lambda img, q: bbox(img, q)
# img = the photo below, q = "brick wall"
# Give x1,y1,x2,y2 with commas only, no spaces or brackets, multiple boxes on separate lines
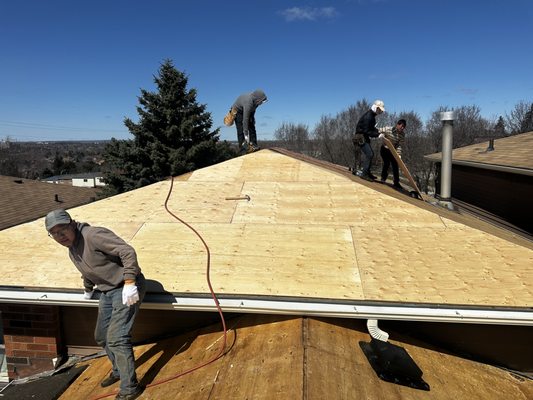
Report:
0,304,64,380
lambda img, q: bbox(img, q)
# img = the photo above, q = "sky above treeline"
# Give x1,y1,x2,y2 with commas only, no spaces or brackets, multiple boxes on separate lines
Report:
1,0,532,142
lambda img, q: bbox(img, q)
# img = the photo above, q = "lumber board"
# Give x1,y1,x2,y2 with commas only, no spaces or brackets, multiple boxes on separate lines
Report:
382,136,424,200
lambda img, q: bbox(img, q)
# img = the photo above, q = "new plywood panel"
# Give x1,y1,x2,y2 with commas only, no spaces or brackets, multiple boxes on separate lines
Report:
1,149,532,309
354,224,533,306
233,181,443,227
0,219,144,288
71,180,244,225
134,222,362,298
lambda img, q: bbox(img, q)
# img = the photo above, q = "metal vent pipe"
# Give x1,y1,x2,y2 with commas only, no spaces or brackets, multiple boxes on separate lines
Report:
439,111,454,210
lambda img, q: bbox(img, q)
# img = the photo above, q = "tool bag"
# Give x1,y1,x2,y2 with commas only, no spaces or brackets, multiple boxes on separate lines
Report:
224,107,238,126
352,133,365,146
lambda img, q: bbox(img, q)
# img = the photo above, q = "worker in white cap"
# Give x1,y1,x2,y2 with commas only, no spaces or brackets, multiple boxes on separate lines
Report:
353,100,386,180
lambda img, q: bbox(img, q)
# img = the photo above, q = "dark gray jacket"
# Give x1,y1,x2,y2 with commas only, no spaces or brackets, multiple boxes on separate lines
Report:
356,109,380,144
232,89,267,134
68,222,141,292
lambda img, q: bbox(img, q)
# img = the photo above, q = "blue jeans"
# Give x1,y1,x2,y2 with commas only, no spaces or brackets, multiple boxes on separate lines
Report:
360,142,374,175
95,274,146,395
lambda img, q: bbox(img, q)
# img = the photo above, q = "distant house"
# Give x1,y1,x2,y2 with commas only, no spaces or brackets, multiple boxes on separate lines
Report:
41,172,105,188
0,175,100,382
425,131,533,234
0,175,99,231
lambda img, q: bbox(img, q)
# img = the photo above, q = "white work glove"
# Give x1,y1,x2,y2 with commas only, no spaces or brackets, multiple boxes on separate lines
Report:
379,126,393,134
83,290,94,300
122,283,139,306
378,133,385,139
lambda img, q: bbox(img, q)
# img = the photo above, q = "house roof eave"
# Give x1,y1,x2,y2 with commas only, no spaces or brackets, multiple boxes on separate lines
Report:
423,156,533,176
1,288,532,326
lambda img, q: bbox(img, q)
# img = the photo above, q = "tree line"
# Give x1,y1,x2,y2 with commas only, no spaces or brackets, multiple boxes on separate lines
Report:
1,59,531,197
275,100,533,193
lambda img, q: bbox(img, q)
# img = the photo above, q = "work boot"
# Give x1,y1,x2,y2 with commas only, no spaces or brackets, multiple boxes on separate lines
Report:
360,173,374,182
100,373,120,388
393,182,404,190
247,143,260,153
115,385,145,400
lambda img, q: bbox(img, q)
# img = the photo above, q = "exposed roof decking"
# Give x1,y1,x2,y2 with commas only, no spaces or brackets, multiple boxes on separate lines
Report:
0,150,532,313
58,315,533,400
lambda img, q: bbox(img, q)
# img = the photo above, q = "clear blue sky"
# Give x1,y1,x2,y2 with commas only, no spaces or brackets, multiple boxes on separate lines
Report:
1,0,532,142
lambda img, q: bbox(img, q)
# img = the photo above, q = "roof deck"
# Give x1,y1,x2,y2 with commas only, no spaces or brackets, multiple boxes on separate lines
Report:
1,150,532,325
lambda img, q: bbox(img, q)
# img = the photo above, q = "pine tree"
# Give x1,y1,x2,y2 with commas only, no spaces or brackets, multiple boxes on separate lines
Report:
102,59,235,194
494,116,506,137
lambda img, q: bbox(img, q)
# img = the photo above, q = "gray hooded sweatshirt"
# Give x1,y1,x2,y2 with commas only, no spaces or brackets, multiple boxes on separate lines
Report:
68,222,141,292
232,89,267,134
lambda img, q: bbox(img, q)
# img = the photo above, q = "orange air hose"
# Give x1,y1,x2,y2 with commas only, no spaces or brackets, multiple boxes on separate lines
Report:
91,175,228,399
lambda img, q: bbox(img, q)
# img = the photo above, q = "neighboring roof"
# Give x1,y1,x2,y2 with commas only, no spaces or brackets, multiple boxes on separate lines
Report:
54,315,533,400
0,175,100,231
424,131,533,175
41,172,103,181
0,150,532,323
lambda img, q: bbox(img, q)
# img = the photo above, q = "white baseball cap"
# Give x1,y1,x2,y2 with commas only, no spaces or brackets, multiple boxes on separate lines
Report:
372,100,385,112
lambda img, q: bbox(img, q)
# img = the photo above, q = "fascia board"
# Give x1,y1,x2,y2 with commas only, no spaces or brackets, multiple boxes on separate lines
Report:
1,289,532,326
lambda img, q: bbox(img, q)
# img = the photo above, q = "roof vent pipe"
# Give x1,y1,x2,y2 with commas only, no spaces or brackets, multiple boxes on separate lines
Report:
487,139,495,152
438,111,455,211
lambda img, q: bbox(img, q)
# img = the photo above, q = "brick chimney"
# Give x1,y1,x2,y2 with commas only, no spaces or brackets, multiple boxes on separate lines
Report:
0,304,64,380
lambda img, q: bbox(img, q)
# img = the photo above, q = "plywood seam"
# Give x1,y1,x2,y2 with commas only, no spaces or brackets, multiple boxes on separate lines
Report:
229,181,246,224
439,215,450,230
350,226,367,301
302,317,308,400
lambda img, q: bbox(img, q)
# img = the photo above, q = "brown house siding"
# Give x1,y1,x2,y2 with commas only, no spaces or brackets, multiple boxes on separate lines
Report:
435,163,533,234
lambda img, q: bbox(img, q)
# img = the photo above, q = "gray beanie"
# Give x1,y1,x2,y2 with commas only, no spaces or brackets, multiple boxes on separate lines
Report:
45,209,72,231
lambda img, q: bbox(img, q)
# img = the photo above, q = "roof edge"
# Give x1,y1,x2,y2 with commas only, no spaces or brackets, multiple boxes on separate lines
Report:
1,289,532,326
424,156,533,176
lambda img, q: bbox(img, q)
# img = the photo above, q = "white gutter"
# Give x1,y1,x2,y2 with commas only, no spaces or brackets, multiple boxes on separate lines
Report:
1,289,531,326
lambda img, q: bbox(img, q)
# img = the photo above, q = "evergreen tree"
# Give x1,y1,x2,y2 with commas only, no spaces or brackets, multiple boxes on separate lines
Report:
103,59,235,194
494,116,506,137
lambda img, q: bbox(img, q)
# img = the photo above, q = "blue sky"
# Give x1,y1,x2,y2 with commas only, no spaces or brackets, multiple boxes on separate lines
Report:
0,0,532,142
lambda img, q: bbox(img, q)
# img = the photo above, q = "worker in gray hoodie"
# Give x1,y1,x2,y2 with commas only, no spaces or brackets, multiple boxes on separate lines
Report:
45,209,146,400
232,89,267,152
